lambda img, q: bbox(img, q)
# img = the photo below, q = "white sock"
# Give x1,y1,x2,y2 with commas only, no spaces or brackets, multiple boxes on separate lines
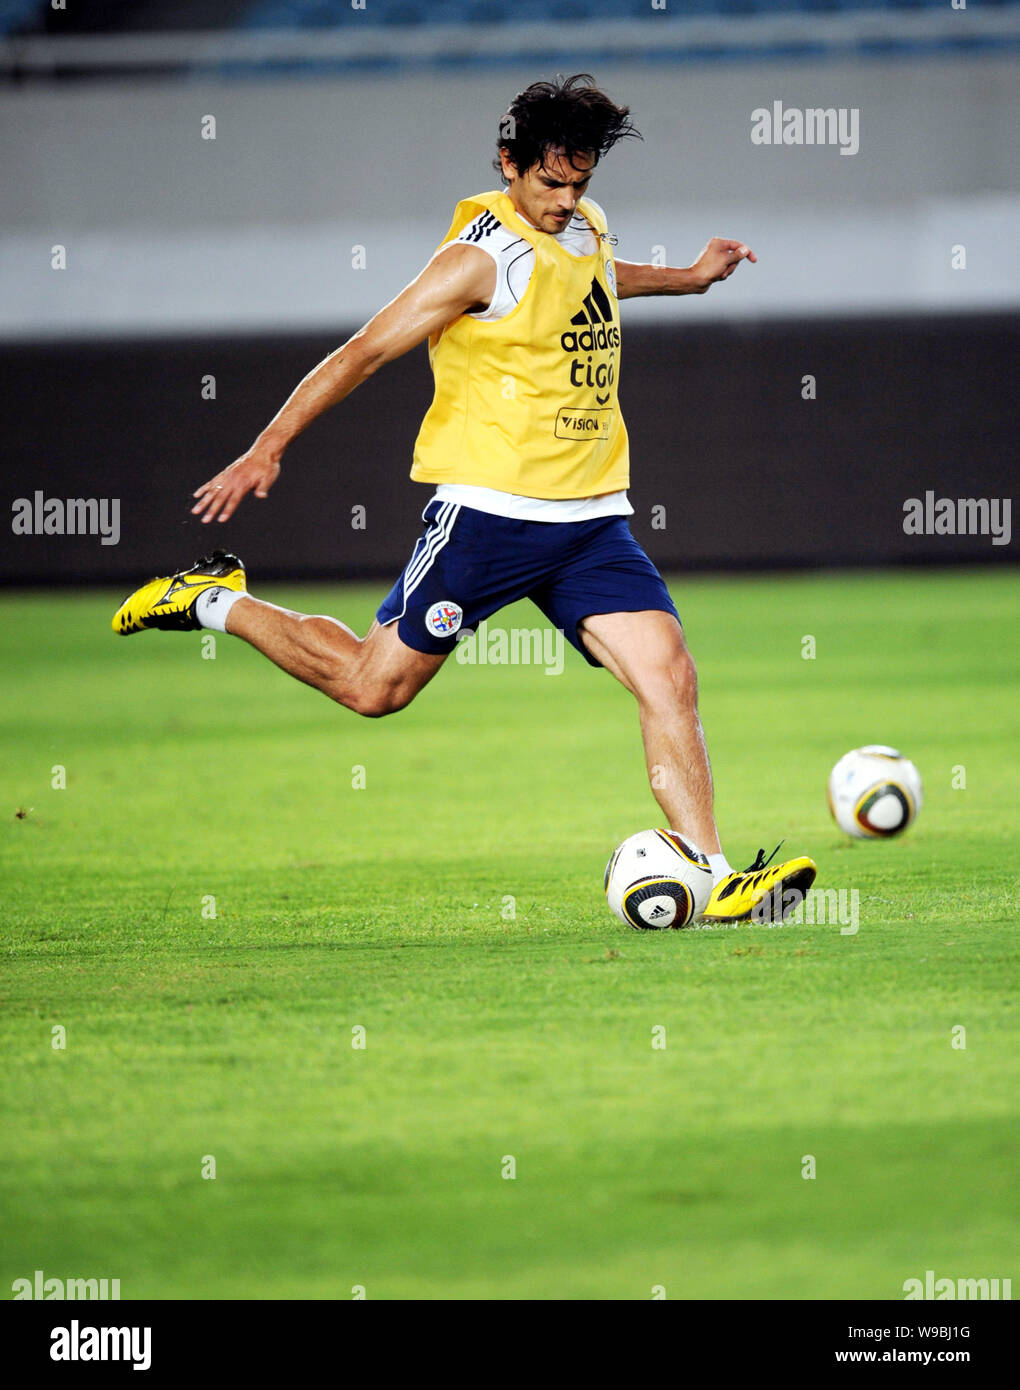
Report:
708,852,733,883
196,586,246,632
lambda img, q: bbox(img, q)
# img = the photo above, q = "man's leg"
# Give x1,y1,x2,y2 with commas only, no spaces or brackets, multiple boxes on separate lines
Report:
226,597,446,717
578,610,721,853
579,607,818,921
112,533,452,716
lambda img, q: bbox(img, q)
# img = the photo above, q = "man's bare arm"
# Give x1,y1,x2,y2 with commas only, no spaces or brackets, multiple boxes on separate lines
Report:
192,243,496,523
615,237,756,300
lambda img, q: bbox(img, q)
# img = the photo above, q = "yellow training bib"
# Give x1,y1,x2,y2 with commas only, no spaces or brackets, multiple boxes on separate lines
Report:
410,190,629,499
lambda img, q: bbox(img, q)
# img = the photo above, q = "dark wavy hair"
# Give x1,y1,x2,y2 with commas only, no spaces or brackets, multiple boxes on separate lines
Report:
494,74,641,179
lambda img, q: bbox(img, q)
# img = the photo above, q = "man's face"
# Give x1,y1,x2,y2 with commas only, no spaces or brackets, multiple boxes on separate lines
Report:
499,147,596,233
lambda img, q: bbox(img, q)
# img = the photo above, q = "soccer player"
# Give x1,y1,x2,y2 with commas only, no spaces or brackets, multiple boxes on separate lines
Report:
114,74,816,922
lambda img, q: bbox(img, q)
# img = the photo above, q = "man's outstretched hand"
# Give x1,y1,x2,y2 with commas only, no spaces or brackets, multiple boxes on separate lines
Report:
192,449,281,524
690,237,757,292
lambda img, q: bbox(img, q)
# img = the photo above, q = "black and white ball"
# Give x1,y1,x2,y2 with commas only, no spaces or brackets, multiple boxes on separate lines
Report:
604,829,714,929
828,745,923,839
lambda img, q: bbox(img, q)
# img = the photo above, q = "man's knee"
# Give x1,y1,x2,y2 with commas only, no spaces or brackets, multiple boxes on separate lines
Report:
637,643,699,710
674,646,699,701
320,626,443,717
335,680,415,719
324,659,420,717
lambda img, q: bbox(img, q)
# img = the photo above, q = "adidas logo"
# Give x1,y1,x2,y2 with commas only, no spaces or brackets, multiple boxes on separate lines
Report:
460,210,500,245
648,903,670,919
560,276,620,354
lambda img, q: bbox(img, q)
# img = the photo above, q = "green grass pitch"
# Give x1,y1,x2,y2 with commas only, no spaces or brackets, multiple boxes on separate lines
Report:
2,567,1017,1300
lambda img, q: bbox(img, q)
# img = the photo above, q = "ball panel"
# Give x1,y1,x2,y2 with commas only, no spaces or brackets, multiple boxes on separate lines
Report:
603,844,621,894
655,829,712,872
855,783,914,836
828,746,923,839
622,878,694,930
604,829,713,929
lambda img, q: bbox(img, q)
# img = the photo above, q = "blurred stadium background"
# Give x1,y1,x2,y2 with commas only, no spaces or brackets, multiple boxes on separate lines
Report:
2,0,1017,581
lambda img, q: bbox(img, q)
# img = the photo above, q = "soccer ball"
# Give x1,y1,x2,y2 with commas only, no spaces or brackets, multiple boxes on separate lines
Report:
827,745,923,839
604,829,714,930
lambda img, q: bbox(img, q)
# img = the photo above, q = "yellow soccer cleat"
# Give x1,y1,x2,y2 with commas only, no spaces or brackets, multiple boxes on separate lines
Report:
701,843,817,924
112,550,246,635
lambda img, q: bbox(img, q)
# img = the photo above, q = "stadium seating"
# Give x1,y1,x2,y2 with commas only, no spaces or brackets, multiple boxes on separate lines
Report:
3,0,1015,41
239,0,1016,27
0,0,44,36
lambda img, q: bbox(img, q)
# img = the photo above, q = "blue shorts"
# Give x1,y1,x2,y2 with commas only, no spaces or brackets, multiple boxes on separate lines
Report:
376,499,680,668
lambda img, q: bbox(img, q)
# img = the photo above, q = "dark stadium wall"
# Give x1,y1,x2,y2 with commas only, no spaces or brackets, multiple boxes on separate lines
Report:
3,312,1016,586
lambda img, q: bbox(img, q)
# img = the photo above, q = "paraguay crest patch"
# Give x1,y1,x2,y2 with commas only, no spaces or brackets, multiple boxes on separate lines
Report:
426,601,463,637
